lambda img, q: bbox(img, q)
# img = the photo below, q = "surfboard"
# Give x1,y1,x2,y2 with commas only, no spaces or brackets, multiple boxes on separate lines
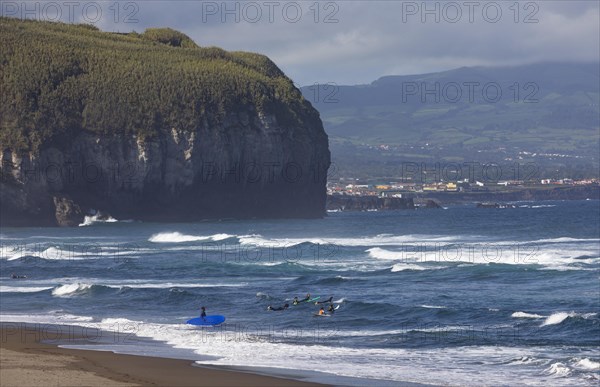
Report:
186,315,226,326
313,313,331,317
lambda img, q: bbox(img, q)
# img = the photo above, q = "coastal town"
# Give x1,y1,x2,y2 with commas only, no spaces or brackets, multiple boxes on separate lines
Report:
327,177,600,198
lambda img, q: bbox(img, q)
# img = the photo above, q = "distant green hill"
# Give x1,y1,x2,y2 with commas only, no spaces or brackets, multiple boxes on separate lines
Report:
301,63,600,179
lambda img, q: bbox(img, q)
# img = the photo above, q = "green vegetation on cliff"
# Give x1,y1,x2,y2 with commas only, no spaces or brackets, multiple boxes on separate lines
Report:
0,17,317,151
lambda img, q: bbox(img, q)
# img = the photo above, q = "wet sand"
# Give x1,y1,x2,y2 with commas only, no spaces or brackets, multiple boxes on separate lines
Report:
0,323,326,386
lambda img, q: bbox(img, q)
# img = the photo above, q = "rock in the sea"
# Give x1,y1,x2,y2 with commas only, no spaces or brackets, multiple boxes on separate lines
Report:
53,196,83,227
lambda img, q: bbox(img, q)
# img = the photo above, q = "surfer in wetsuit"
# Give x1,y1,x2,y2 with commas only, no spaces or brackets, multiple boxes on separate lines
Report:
268,303,289,311
293,293,311,305
316,296,333,305
327,303,335,314
200,306,207,321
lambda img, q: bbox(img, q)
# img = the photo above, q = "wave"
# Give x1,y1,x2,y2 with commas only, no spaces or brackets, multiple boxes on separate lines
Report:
391,263,432,272
52,283,95,297
50,280,246,297
541,312,597,326
545,362,572,377
3,249,38,261
508,356,537,365
574,358,600,371
530,237,600,244
79,214,119,227
512,311,545,319
0,286,53,293
367,247,404,260
370,244,598,270
420,305,447,309
315,275,356,285
149,232,234,243
239,233,465,248
518,204,557,209
119,282,246,289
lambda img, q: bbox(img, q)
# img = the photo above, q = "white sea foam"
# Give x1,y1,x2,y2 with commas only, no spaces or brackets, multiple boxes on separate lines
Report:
512,312,545,319
367,247,404,260
368,243,598,269
0,286,53,293
420,305,447,309
0,312,595,386
52,283,94,297
79,214,119,227
391,264,430,272
149,232,234,243
541,312,597,326
574,358,600,371
542,312,573,326
55,314,95,322
545,362,571,377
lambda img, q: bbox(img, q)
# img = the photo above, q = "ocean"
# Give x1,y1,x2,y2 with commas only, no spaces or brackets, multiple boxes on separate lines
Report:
1,200,599,386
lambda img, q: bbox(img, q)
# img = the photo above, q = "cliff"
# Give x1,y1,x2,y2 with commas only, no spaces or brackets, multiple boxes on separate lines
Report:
0,18,330,226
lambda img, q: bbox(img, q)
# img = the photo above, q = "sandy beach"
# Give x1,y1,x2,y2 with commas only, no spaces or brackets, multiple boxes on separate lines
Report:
0,323,326,387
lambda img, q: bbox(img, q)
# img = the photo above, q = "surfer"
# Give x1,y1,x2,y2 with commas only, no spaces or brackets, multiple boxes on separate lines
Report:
200,306,207,321
267,303,289,311
293,293,311,305
318,306,325,316
10,273,26,279
327,303,336,314
315,296,333,305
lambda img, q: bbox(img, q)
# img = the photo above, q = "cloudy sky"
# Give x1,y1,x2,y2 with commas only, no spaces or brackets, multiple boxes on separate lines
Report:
5,1,600,85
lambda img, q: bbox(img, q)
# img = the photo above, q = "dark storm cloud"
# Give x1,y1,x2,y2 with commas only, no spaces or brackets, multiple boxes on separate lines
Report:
4,1,598,85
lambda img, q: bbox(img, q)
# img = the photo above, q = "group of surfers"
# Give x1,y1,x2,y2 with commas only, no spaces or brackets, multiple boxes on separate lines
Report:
267,293,337,316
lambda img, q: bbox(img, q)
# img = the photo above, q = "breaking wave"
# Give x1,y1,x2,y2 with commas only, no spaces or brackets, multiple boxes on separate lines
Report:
149,232,234,243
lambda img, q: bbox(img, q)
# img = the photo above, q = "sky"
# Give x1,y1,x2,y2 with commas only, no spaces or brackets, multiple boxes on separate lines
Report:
3,1,599,85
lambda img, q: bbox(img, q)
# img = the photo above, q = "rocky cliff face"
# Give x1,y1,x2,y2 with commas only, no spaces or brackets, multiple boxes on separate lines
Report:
1,107,329,226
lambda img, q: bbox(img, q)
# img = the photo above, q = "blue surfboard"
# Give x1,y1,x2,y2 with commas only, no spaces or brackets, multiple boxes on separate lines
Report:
186,315,226,326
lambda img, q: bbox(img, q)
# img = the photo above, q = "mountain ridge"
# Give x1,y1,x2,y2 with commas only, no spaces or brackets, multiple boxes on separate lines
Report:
301,62,599,179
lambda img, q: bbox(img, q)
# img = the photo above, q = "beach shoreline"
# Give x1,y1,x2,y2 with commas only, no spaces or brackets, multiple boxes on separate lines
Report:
0,322,327,387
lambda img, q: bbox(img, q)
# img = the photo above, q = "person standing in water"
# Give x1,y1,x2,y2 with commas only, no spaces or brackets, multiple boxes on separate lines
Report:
200,306,207,321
